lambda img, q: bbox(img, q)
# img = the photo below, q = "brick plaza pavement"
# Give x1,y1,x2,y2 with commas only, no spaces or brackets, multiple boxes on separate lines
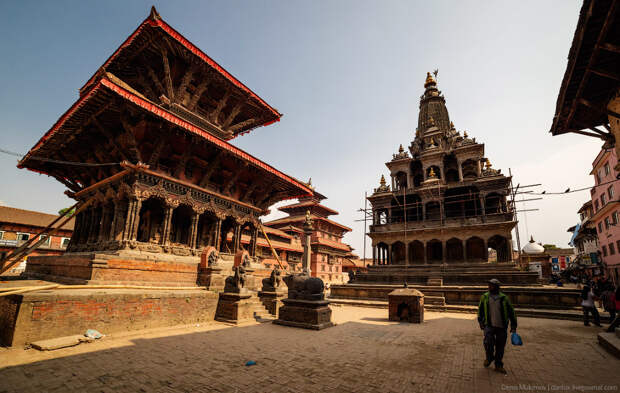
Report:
0,306,618,393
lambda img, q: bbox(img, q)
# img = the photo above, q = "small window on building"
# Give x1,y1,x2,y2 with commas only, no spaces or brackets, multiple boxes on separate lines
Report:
62,237,71,248
595,200,600,211
610,243,616,255
598,222,603,233
0,231,4,240
609,186,615,199
17,233,30,242
321,265,325,272
39,235,51,246
616,240,620,253
605,217,611,229
604,162,610,175
603,245,608,257
601,194,607,206
614,212,619,225
596,173,601,184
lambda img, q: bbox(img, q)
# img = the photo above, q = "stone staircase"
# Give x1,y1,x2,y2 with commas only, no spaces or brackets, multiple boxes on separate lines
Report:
252,297,275,322
598,327,620,358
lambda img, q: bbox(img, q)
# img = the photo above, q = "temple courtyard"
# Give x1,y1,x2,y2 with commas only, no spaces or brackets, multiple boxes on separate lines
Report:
0,306,617,393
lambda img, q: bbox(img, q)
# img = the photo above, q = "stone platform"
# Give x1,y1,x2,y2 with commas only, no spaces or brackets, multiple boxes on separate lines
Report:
0,286,218,347
330,283,582,310
352,262,539,286
274,298,334,330
24,250,272,289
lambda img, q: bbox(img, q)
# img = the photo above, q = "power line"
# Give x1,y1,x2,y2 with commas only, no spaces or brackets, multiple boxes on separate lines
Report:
0,148,122,167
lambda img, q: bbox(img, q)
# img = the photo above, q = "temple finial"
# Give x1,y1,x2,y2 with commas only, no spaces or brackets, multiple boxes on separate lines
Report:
149,6,162,20
463,131,468,138
485,159,492,169
398,144,404,153
380,174,386,186
424,72,436,88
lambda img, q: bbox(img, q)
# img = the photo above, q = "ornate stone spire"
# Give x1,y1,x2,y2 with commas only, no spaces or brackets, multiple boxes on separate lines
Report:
417,71,451,138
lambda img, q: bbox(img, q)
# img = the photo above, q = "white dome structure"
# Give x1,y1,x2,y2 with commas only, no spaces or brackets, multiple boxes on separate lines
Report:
523,236,545,254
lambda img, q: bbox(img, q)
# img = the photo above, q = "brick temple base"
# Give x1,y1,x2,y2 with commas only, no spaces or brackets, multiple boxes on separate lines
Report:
0,288,218,347
274,299,334,330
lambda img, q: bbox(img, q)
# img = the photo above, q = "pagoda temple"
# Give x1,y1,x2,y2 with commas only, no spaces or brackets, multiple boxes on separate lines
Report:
353,73,538,285
264,185,352,284
18,7,312,286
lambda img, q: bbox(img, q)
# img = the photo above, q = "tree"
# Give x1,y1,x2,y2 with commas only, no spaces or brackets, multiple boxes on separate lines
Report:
58,207,76,217
543,244,558,250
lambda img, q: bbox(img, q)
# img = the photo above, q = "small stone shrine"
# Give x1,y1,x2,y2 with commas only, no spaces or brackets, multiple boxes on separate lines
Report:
258,267,286,317
388,284,424,323
215,251,270,324
273,212,334,330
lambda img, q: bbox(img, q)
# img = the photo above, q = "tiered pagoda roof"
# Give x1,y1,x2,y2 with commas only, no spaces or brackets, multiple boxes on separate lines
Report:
18,7,312,211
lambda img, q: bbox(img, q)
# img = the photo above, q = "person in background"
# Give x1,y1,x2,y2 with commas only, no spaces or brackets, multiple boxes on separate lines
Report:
606,286,619,333
581,284,601,327
477,278,517,375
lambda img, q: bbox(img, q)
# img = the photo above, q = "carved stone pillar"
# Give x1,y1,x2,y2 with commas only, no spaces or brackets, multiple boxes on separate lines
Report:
477,160,482,177
422,203,426,221
189,212,199,249
161,205,174,245
483,238,489,261
129,198,143,242
458,162,464,182
423,242,428,265
122,199,136,241
387,244,392,265
479,194,486,217
440,201,445,224
97,205,111,244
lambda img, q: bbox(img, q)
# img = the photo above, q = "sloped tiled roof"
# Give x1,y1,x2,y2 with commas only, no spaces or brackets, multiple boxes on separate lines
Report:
0,206,74,231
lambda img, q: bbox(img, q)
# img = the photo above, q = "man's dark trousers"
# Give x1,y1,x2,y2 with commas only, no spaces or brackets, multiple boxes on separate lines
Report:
483,326,507,367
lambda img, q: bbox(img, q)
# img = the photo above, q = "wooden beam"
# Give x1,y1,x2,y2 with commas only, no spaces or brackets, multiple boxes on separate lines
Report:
176,64,198,104
221,103,243,129
198,152,223,188
91,117,130,162
119,113,143,163
228,118,257,133
160,48,175,99
598,42,620,54
570,129,609,139
136,72,157,99
148,138,167,167
145,64,166,97
210,89,231,124
187,78,210,111
589,67,620,81
589,127,609,135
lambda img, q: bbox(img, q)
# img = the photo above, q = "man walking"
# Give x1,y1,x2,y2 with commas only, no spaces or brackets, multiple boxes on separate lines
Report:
477,278,517,374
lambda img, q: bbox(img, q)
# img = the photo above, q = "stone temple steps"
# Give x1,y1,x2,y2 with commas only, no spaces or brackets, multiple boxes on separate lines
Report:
598,327,620,358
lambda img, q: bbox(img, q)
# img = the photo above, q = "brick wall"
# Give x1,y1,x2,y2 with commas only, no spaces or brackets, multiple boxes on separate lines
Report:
2,289,218,347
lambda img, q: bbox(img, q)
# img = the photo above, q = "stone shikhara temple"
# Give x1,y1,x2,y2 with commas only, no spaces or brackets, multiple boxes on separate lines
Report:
18,7,313,286
353,73,538,285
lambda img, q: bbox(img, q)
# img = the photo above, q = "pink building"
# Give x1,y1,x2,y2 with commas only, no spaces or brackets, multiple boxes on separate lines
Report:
590,147,620,284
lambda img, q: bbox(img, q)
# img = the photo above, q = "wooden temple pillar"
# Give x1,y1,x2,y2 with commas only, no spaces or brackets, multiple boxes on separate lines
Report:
87,207,99,245
479,194,486,218
463,239,468,262
189,211,200,249
109,199,125,242
122,197,142,242
232,223,242,252
458,163,464,182
423,242,428,265
161,203,175,245
213,218,223,250
442,242,447,264
249,226,258,256
372,245,376,265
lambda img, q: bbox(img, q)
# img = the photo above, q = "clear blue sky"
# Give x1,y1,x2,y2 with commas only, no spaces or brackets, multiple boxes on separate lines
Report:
0,0,601,256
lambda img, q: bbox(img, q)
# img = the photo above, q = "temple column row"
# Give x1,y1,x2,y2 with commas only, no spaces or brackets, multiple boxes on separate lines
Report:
68,195,257,256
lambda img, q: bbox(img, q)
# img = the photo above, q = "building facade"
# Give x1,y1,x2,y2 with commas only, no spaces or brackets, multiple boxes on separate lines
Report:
368,73,515,266
568,200,601,277
264,192,352,283
589,147,620,282
0,206,74,273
